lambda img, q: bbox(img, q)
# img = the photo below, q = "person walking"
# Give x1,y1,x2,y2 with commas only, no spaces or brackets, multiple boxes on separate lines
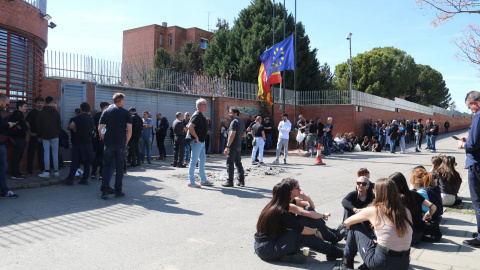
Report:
251,116,266,165
187,98,214,188
98,93,132,199
37,96,61,179
273,113,291,164
222,108,245,187
459,91,480,248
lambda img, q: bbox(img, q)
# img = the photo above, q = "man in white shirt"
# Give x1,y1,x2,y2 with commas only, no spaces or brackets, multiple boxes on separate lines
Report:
273,113,292,165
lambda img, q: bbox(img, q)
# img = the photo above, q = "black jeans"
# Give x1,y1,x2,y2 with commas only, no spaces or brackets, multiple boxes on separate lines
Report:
26,135,44,173
127,137,140,165
226,148,244,183
11,138,26,176
67,143,94,180
156,134,166,158
92,140,104,176
173,136,186,164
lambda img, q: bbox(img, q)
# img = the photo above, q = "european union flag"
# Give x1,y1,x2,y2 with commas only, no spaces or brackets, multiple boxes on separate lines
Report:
260,34,295,83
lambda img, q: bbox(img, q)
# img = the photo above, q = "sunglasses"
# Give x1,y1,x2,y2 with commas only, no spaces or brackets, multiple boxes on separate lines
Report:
356,182,369,186
293,186,301,190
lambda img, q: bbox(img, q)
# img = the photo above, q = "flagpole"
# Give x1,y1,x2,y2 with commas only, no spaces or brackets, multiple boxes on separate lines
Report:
294,0,297,121
282,0,286,113
272,0,275,124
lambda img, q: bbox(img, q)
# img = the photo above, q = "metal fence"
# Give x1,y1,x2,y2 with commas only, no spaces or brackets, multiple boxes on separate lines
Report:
43,50,470,118
21,0,47,14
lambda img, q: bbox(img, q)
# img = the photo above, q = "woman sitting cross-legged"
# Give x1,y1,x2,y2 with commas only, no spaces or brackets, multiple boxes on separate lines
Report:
334,178,413,270
280,178,346,246
254,180,343,264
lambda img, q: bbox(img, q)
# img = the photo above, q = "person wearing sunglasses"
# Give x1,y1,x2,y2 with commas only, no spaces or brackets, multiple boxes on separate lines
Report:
341,176,375,220
334,179,413,270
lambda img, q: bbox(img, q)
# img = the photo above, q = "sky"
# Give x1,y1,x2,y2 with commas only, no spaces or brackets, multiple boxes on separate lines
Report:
45,0,478,113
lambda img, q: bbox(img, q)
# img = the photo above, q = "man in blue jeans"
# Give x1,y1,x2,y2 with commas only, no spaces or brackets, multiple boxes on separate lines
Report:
461,91,480,248
139,111,153,164
0,95,18,198
98,93,132,199
187,99,214,188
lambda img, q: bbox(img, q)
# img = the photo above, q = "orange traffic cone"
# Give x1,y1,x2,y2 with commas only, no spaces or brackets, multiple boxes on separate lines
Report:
315,143,325,165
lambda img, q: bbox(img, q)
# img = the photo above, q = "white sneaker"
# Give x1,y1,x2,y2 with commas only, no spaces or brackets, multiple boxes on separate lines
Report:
272,160,279,164
54,171,60,177
38,171,50,179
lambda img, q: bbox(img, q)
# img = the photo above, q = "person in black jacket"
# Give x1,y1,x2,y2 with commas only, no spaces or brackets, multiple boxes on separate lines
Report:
26,97,44,175
128,107,143,167
91,101,110,180
155,113,168,160
9,100,29,179
0,95,18,198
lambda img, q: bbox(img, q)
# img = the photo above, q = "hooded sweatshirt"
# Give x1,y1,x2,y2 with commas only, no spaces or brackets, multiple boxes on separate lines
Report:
36,105,61,139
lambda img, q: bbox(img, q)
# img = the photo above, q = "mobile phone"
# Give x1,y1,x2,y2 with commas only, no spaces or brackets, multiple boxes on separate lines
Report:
451,135,460,140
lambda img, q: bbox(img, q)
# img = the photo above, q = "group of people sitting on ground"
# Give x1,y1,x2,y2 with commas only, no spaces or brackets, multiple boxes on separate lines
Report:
254,155,464,269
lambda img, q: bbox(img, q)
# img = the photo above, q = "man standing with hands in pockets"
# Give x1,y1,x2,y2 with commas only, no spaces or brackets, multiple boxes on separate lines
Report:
187,98,214,188
222,108,245,187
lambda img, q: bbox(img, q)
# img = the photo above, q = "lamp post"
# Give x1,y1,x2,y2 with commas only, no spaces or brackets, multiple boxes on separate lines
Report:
346,32,352,91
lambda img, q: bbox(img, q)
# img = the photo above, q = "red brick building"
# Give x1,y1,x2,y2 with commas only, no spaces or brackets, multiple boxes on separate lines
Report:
0,0,49,109
122,22,213,71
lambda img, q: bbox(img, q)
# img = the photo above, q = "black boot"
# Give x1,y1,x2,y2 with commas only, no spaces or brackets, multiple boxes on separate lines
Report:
326,245,344,261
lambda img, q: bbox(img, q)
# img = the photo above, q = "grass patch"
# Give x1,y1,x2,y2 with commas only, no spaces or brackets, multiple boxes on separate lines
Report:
446,207,476,215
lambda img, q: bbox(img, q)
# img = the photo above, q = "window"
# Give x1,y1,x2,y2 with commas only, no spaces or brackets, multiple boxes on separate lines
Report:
168,34,172,46
200,38,209,49
159,34,163,46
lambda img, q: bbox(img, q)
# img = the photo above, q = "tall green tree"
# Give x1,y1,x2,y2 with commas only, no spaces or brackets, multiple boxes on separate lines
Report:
203,0,322,91
172,41,203,73
407,64,451,108
153,47,172,70
334,47,417,98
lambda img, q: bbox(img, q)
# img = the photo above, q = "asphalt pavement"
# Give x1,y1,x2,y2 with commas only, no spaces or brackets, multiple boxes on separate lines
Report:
0,129,477,269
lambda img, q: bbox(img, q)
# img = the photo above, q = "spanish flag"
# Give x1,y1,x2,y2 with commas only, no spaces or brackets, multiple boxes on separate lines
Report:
258,63,281,105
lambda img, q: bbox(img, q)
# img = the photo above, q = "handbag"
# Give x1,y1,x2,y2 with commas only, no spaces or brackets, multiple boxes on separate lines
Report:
252,137,257,146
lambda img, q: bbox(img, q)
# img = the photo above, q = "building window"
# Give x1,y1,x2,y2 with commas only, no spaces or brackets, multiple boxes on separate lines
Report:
159,34,163,46
0,27,43,110
168,34,172,46
200,38,209,49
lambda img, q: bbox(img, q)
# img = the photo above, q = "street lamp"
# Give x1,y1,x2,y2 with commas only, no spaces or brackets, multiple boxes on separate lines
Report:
346,32,352,91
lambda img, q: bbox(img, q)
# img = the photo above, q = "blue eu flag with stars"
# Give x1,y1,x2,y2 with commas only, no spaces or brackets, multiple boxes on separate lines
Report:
260,34,295,83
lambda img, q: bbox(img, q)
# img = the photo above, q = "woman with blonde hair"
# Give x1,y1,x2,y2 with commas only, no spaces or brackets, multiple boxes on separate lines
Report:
334,179,412,270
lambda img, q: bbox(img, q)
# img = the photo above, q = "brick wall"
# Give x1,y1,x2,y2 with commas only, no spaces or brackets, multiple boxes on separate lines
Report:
0,0,48,47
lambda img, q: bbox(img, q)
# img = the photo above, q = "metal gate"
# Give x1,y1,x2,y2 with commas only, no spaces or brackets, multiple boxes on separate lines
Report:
61,82,86,131
95,84,213,156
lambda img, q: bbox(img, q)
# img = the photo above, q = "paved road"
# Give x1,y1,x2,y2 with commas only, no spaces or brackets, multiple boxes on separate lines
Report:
0,129,477,269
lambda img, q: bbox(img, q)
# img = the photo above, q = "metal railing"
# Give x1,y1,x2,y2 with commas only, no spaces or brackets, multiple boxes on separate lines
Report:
21,0,47,14
43,50,470,118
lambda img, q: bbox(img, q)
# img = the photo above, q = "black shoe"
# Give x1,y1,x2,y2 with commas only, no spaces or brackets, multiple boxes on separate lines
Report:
453,199,463,206
101,192,108,200
77,180,88,185
338,257,354,269
473,232,478,238
177,164,187,168
99,176,103,181
326,246,344,261
148,162,151,164
236,181,245,187
60,178,74,186
115,192,125,198
415,149,421,152
91,174,96,180
279,252,306,264
463,238,480,248
221,181,234,187
100,186,116,194
172,162,177,167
